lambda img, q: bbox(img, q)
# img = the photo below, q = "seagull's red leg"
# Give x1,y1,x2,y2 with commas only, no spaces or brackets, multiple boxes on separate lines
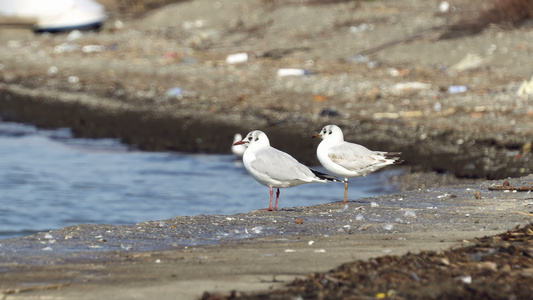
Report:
273,188,280,211
259,187,275,211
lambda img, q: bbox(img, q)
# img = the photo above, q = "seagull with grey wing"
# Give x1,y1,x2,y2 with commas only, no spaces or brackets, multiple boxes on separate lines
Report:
313,124,402,204
234,130,342,211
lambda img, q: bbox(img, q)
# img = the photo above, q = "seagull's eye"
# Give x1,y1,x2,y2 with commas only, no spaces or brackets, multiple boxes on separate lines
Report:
328,131,332,135
255,137,259,141
248,136,252,141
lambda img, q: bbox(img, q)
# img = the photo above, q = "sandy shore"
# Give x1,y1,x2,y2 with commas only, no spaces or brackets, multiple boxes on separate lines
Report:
0,232,505,299
1,175,532,299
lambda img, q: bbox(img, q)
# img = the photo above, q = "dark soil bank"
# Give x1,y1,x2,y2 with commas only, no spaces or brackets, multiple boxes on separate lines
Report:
0,85,531,179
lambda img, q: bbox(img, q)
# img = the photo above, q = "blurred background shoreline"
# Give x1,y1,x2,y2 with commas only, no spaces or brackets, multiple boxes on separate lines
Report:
0,0,531,181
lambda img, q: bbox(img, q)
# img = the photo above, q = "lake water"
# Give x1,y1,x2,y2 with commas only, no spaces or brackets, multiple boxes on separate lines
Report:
0,120,401,239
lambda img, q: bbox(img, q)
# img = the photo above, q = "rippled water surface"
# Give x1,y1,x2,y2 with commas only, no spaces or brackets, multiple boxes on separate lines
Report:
0,120,400,239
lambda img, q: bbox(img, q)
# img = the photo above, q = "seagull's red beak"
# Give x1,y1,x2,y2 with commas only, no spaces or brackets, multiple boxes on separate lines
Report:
233,140,246,146
312,133,322,139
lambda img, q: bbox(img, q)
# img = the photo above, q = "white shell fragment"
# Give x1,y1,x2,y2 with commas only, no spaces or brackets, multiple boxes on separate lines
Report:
226,52,248,64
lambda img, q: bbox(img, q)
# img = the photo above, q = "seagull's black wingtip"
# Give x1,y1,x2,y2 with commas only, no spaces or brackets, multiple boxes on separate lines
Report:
310,168,345,183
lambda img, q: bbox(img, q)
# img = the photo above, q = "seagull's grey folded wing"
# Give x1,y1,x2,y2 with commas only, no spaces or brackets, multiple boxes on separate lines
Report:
328,143,379,171
250,148,316,182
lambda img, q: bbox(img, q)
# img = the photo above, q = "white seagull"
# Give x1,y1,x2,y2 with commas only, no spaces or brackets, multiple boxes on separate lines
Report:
234,130,342,211
231,133,246,156
313,124,402,204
